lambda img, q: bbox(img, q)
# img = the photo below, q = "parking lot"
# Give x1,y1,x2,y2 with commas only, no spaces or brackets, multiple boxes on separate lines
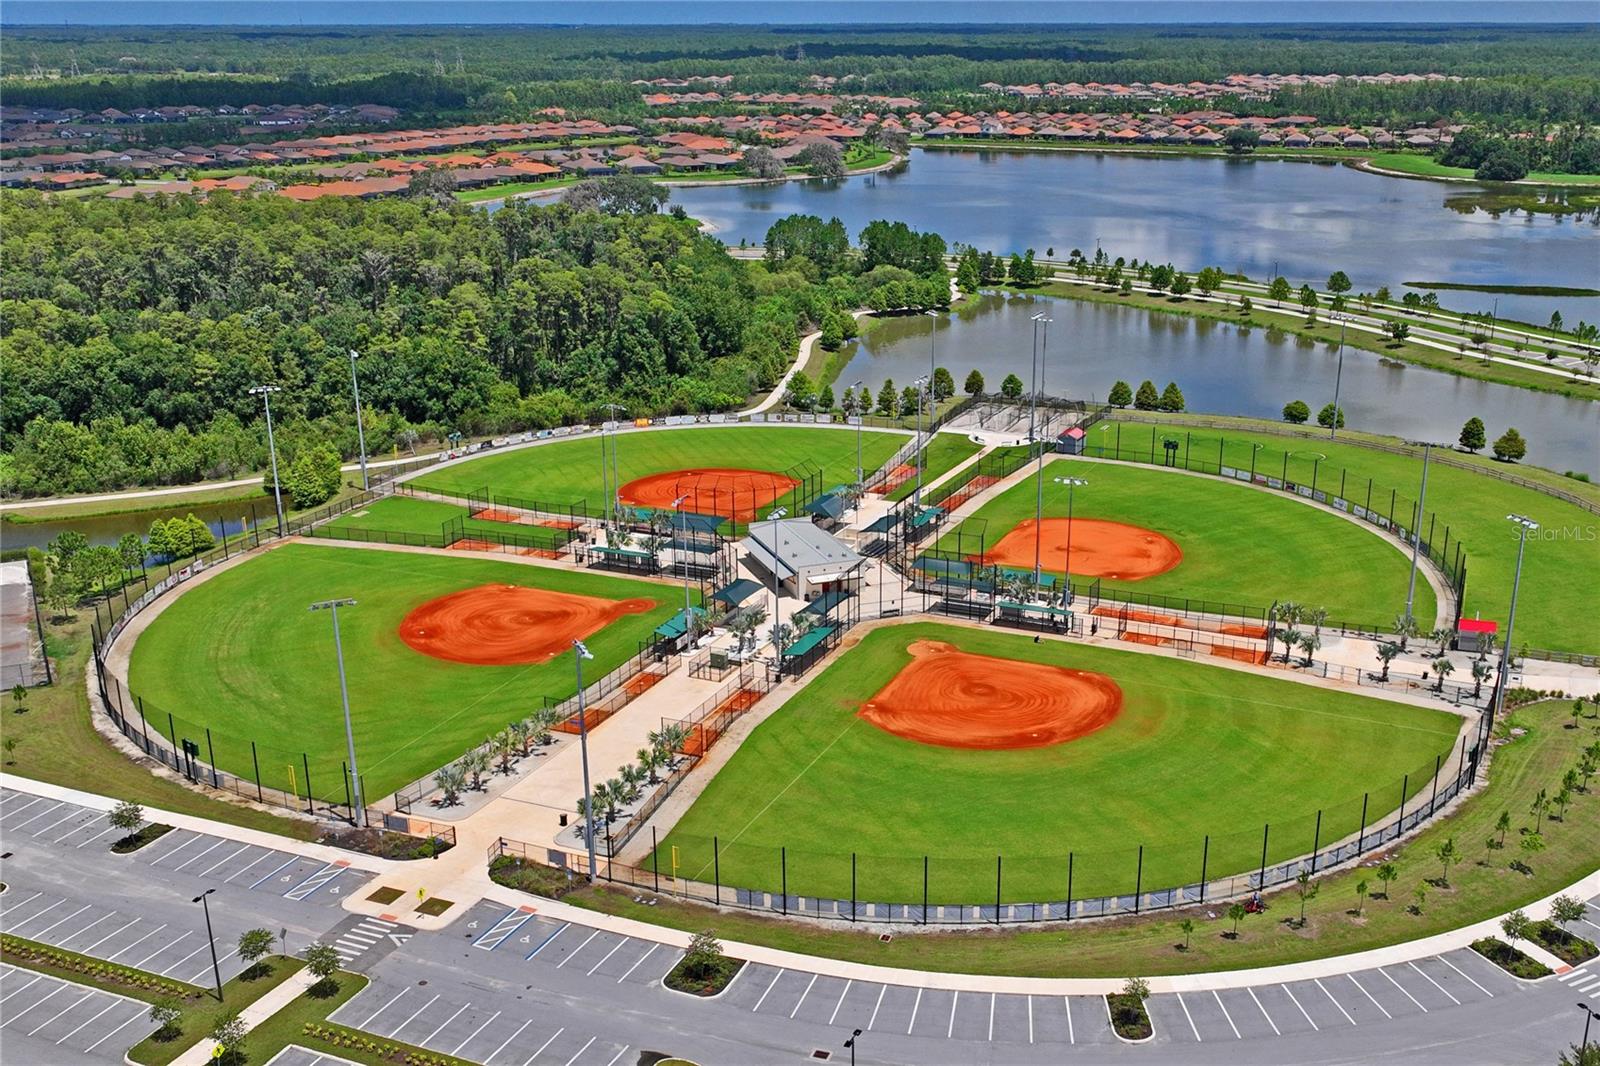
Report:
266,1045,359,1066
0,963,154,1063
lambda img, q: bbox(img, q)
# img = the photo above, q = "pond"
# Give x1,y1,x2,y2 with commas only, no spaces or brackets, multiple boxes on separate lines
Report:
1,497,268,552
833,292,1600,474
668,148,1600,325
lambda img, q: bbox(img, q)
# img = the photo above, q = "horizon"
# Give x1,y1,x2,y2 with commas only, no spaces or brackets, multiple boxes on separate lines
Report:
4,1,1597,27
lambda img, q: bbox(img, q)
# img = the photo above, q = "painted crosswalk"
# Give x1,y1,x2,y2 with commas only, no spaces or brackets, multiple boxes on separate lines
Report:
331,916,402,968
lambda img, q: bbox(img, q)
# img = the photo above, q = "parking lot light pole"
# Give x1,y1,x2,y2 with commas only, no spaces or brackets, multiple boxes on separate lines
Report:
1053,476,1088,603
1577,1001,1599,1055
844,1028,862,1066
348,350,369,490
573,639,598,880
192,888,223,1001
248,385,285,536
1492,514,1538,725
310,598,363,826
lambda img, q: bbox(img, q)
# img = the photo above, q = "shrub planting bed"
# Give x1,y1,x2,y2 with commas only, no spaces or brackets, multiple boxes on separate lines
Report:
112,823,174,853
1531,921,1599,966
489,854,579,899
1,933,199,1000
1106,992,1154,1040
1471,936,1553,979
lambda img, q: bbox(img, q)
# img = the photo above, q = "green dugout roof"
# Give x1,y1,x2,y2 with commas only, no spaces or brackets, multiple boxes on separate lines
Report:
780,624,836,658
654,607,707,639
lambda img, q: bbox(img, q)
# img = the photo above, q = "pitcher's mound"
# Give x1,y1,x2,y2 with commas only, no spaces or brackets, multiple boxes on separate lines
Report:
399,584,655,666
985,518,1181,581
618,468,798,522
859,640,1123,750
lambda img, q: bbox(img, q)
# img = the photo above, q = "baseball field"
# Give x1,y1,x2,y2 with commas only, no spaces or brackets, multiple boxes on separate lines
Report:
657,622,1462,904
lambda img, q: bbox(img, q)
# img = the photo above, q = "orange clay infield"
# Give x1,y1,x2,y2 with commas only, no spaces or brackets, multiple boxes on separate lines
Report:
983,518,1182,581
617,468,799,522
858,639,1123,750
398,584,656,666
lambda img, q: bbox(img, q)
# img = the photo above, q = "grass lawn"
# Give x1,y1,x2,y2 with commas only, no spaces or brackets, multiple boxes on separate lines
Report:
129,957,305,1065
886,432,985,502
411,425,907,521
1086,416,1600,654
937,455,1434,628
583,699,1598,977
1366,152,1600,186
658,622,1460,903
318,494,563,543
126,543,678,802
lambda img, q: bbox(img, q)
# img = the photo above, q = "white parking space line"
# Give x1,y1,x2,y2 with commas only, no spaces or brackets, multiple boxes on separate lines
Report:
1176,993,1201,1041
828,980,852,1025
484,1018,531,1062
1316,979,1357,1025
451,1008,499,1053
905,987,921,1033
617,944,656,984
383,993,439,1038
603,1046,630,1066
249,856,299,890
1282,984,1318,1030
1409,961,1460,1004
172,839,227,871
945,990,958,1038
1214,990,1243,1039
419,998,467,1043
31,903,92,939
1,797,46,821
159,942,211,976
27,989,93,1036
6,898,64,931
356,987,408,1028
57,1000,119,1044
555,930,600,969
10,801,64,829
0,891,43,918
53,818,106,843
30,811,83,837
752,969,785,1013
72,826,118,850
1347,973,1392,1019
474,908,536,951
84,1008,148,1053
1380,967,1428,1012
0,973,44,1005
143,831,201,865
7,985,66,1025
60,912,116,944
133,930,189,968
1027,995,1034,1044
527,922,569,958
524,1026,564,1065
563,1036,596,1066
585,938,628,977
1437,956,1492,997
188,947,238,985
988,993,995,1041
791,974,818,1019
83,916,141,954
223,850,273,883
1063,996,1074,1045
197,844,254,877
868,983,888,1030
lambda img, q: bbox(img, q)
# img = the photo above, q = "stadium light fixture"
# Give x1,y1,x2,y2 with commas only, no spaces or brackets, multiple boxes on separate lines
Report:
601,404,628,529
309,598,364,826
573,639,597,880
764,507,788,655
912,375,930,508
348,350,369,490
672,494,695,642
1399,440,1451,632
849,380,866,490
247,385,285,536
1053,476,1088,604
1328,321,1346,441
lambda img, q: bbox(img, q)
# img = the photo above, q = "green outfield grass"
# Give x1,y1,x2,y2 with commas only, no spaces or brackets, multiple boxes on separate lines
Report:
885,432,985,502
658,623,1461,904
321,495,517,539
936,455,1435,629
1085,417,1600,654
411,426,907,519
126,543,678,802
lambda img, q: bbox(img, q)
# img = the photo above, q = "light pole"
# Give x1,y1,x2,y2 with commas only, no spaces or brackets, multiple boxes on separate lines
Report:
1028,311,1045,440
763,507,788,655
248,385,285,536
1401,440,1445,632
310,598,363,825
1492,514,1538,724
1578,1002,1600,1056
849,379,866,491
602,404,628,529
922,309,939,499
1329,321,1345,440
844,1028,862,1066
1053,476,1087,604
1031,434,1047,586
573,639,597,880
912,375,929,508
348,350,369,490
673,494,695,645
192,888,223,1001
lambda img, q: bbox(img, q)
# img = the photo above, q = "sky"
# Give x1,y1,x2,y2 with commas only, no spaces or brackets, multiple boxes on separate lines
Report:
3,1,1595,26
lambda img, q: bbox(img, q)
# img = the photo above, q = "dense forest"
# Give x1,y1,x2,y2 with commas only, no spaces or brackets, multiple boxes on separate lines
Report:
0,185,951,497
5,23,1598,125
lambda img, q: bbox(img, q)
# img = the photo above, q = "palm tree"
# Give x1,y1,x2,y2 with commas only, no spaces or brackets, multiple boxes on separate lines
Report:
433,763,467,807
1376,641,1403,682
1393,612,1420,652
1297,630,1321,667
1470,658,1492,699
491,729,518,774
510,720,534,757
463,749,490,791
1432,655,1455,692
1307,607,1327,635
618,764,645,802
637,746,662,784
1429,626,1453,656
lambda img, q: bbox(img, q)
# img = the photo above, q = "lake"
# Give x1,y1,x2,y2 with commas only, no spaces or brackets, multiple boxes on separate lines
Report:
669,148,1600,325
835,292,1600,474
1,498,267,552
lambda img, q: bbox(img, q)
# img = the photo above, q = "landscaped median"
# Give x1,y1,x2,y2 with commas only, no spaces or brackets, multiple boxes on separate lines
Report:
557,699,1600,979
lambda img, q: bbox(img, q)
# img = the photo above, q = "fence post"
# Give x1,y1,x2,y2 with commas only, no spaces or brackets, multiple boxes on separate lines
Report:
1357,793,1369,854
713,836,721,906
167,711,178,764
136,695,149,749
1066,852,1074,919
1311,811,1322,872
1428,753,1442,816
1199,836,1209,902
203,728,219,788
922,856,929,925
994,855,1003,924
781,847,787,917
850,853,857,923
1258,823,1270,888
342,761,352,817
303,754,314,813
1133,845,1143,914
1398,773,1409,832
